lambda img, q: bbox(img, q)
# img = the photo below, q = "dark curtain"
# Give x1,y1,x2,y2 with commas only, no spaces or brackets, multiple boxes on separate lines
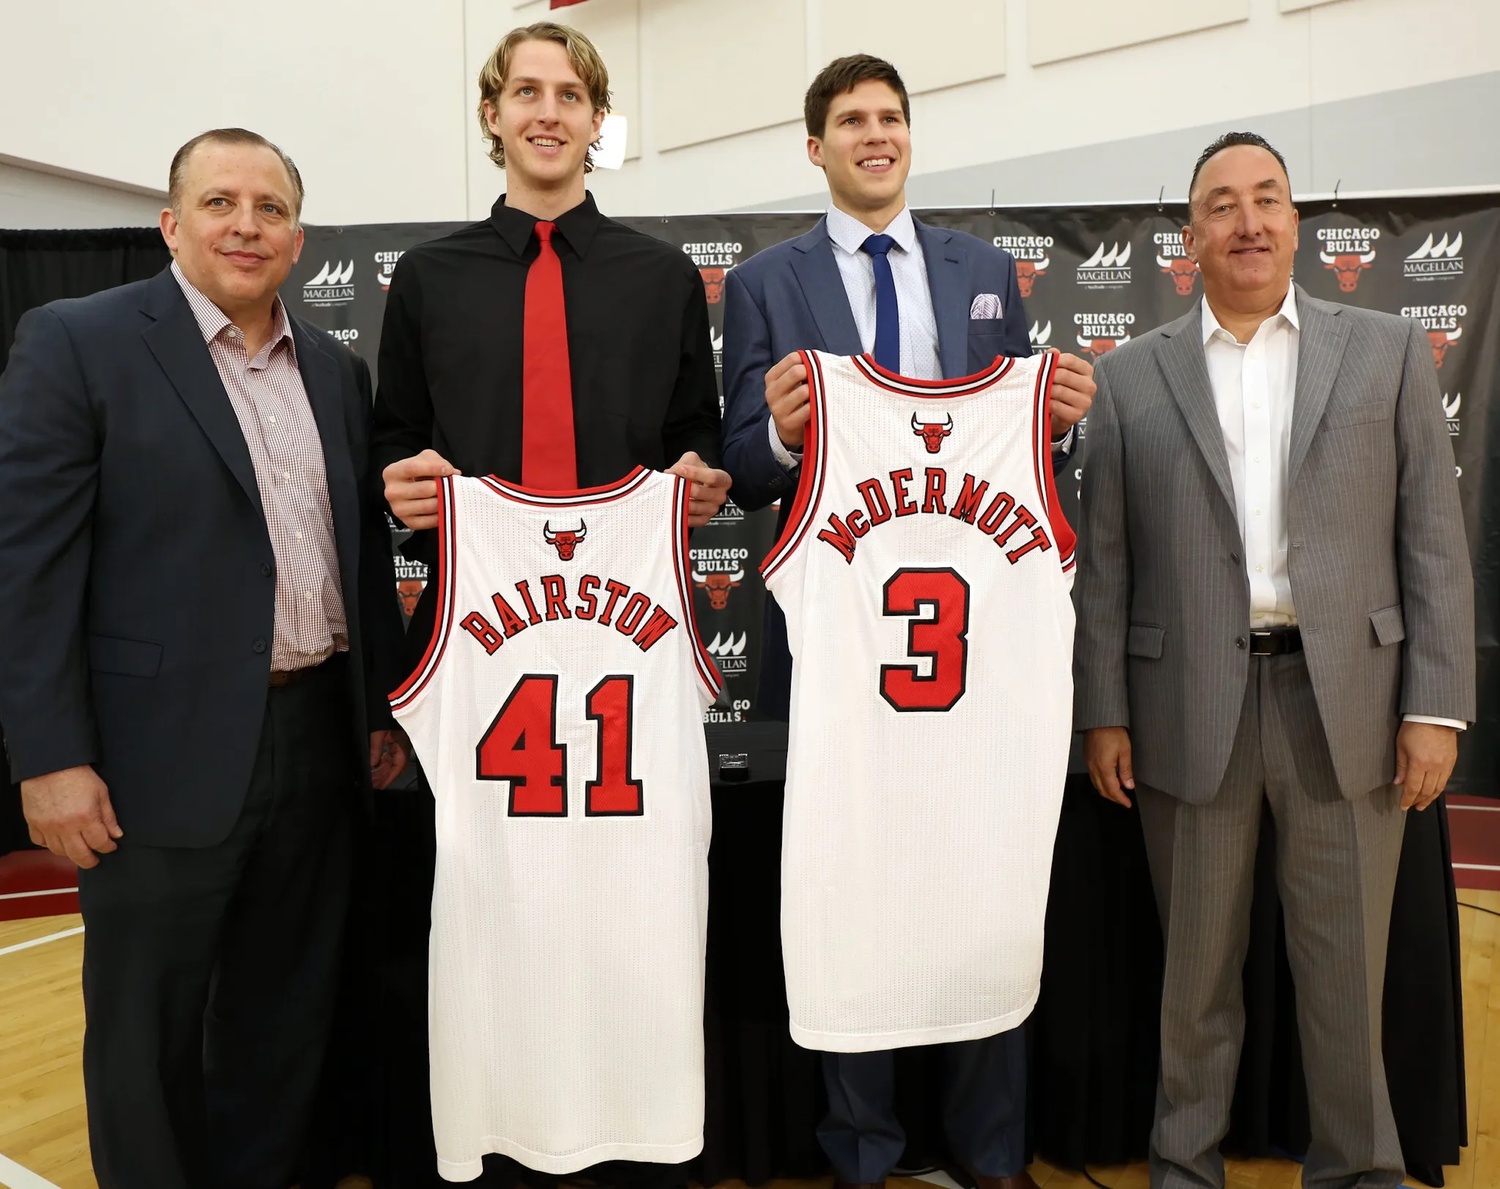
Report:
0,227,170,854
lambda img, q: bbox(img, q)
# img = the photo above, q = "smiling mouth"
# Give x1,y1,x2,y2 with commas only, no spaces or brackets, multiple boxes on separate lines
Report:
530,137,563,149
859,157,893,170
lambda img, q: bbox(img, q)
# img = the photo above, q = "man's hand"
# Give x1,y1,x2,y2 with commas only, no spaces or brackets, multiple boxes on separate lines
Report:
370,728,411,790
21,765,122,869
1049,352,1096,439
1394,721,1459,811
765,352,810,450
668,452,732,527
384,450,461,531
1084,726,1135,808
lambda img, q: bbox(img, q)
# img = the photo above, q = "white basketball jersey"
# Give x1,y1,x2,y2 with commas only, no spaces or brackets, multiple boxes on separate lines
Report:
390,467,721,1180
764,350,1075,1053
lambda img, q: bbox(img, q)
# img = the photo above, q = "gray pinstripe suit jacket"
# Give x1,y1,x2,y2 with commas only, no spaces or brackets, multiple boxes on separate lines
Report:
1073,285,1475,803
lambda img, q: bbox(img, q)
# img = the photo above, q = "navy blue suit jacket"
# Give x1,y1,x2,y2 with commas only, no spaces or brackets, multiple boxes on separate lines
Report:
721,215,1044,717
0,268,404,846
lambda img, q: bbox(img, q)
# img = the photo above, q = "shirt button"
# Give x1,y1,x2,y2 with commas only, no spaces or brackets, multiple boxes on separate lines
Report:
282,471,291,482
252,638,267,654
1255,564,1264,573
305,591,315,601
1253,508,1262,516
1254,455,1262,463
268,415,277,425
1252,402,1262,410
295,531,304,541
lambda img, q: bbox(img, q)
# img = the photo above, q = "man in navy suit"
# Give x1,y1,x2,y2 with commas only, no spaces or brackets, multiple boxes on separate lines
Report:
721,55,1094,1189
0,129,407,1189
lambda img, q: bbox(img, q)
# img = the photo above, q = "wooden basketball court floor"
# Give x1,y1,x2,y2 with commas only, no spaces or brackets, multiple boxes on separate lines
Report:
5,890,1500,1188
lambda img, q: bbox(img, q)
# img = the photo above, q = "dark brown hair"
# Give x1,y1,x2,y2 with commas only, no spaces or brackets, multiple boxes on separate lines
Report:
804,54,910,139
168,128,304,221
1188,131,1290,207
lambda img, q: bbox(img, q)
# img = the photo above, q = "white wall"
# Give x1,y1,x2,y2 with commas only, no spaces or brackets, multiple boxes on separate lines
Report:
2,0,1497,229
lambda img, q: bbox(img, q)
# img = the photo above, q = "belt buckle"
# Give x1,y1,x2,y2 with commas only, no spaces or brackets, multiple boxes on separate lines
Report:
1249,630,1275,656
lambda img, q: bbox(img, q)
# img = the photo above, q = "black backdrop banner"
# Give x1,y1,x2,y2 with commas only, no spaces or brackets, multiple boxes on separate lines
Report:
292,194,1500,796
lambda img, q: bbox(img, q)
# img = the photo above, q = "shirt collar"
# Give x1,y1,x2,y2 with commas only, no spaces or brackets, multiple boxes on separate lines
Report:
826,204,917,256
1201,284,1299,345
490,190,601,260
171,261,296,359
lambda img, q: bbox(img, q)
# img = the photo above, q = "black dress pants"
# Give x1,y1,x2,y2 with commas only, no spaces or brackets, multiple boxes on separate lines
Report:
77,661,356,1189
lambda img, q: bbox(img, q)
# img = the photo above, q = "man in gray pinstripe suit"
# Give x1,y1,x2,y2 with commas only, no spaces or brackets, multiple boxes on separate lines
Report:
1074,132,1475,1189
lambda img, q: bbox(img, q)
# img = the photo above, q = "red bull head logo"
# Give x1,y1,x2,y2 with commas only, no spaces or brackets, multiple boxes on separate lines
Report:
1076,334,1129,360
1320,249,1376,292
396,580,424,617
1014,257,1048,298
692,567,744,610
1427,326,1462,369
700,267,727,304
1157,254,1200,296
910,411,954,454
542,519,587,560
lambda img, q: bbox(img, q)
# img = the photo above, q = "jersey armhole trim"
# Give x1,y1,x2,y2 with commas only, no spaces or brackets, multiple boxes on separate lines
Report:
670,476,725,701
1031,354,1077,573
761,349,828,581
390,474,458,709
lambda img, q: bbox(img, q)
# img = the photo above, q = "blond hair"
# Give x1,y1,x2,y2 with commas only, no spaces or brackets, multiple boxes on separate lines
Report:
477,22,612,172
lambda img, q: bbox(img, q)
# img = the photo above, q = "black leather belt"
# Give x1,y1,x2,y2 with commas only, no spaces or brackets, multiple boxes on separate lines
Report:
1248,627,1302,656
269,652,346,687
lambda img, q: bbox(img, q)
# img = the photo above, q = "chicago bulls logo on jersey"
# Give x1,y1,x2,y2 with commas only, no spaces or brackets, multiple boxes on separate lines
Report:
543,520,587,560
911,412,954,454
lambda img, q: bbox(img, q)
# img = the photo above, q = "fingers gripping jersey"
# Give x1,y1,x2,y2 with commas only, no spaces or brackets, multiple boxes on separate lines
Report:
764,351,1075,1052
391,467,721,1180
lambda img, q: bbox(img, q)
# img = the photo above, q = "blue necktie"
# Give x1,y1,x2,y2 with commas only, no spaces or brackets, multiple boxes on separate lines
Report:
861,233,900,373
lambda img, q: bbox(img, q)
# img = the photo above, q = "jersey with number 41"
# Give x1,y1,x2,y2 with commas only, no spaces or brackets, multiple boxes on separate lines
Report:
764,350,1075,1053
390,467,721,1181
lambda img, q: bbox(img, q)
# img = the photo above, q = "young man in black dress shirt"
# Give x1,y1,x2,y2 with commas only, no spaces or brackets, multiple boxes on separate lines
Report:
374,21,728,557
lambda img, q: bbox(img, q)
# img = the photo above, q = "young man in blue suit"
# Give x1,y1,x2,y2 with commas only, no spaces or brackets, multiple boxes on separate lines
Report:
721,55,1094,1189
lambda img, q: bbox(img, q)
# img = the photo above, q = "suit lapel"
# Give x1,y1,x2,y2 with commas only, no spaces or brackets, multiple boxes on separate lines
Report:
915,219,969,379
1288,286,1350,489
1156,302,1237,515
789,219,863,357
140,271,261,512
293,322,359,585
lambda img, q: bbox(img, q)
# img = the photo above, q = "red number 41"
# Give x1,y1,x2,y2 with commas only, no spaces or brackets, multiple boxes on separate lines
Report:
476,674,643,816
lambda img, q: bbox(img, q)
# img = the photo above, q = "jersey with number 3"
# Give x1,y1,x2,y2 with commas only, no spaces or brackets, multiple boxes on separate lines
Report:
764,350,1075,1053
390,467,721,1181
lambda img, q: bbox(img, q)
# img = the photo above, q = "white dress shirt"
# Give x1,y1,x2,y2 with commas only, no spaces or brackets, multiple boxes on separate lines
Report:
1202,288,1461,730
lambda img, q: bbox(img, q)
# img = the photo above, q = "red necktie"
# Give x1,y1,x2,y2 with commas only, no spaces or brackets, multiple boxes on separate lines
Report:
521,220,578,489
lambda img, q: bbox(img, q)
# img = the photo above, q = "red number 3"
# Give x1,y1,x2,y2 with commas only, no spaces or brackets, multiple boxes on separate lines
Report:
477,674,643,816
880,568,970,712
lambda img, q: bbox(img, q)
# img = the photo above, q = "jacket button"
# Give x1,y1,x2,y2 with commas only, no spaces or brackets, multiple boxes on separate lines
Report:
261,562,274,576
1229,552,1241,564
1235,636,1247,650
253,638,267,654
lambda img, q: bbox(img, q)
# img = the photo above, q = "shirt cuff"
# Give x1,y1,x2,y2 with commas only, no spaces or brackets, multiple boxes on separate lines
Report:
768,417,802,471
1404,714,1467,731
1051,426,1075,452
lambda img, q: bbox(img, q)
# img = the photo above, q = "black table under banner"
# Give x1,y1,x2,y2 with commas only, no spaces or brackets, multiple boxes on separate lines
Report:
302,724,1466,1188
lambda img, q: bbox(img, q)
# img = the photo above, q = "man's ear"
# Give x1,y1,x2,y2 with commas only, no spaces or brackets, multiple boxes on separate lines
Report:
807,136,825,170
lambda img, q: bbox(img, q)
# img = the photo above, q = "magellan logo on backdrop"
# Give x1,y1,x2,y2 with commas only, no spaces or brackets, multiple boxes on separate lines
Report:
302,260,355,305
1401,303,1465,370
1074,312,1134,359
994,235,1052,298
683,241,741,304
1442,392,1461,437
1403,232,1464,281
1029,321,1053,350
705,631,750,676
690,546,749,611
708,498,746,526
375,250,405,292
1075,241,1132,288
1317,226,1379,293
1154,231,1200,296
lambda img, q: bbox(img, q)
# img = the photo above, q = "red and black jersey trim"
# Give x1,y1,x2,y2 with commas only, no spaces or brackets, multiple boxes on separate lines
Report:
390,474,458,710
669,476,725,701
476,465,654,508
1028,353,1076,573
762,349,830,581
850,351,1016,398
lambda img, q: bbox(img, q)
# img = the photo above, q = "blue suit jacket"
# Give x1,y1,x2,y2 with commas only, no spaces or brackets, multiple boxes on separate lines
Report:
721,214,1041,717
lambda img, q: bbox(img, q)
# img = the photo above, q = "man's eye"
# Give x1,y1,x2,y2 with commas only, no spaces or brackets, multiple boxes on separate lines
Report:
562,91,578,102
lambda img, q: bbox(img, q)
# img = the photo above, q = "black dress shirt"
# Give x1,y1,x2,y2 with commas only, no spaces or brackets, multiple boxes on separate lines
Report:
372,191,721,491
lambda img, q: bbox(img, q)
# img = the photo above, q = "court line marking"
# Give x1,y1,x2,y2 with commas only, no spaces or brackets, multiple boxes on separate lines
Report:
1446,803,1500,812
1453,863,1500,872
0,888,76,901
0,926,84,958
0,1150,65,1189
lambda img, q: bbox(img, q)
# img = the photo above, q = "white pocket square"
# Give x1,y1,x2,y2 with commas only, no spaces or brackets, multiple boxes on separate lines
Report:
969,293,1003,320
